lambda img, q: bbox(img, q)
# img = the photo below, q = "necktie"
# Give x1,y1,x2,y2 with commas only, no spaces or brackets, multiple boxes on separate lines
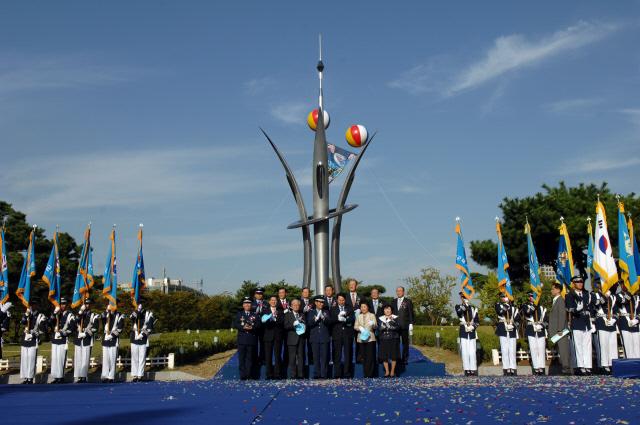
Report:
352,293,356,306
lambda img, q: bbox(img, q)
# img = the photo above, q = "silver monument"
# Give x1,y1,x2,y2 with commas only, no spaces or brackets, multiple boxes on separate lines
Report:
262,37,375,295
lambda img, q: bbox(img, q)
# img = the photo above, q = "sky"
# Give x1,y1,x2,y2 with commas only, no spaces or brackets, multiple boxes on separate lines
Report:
1,1,639,296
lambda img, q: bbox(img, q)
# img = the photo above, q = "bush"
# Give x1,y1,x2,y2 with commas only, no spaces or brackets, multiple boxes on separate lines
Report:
412,325,500,362
147,330,237,365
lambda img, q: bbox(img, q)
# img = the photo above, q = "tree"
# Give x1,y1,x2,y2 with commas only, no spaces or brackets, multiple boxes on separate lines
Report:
470,182,640,287
405,267,455,325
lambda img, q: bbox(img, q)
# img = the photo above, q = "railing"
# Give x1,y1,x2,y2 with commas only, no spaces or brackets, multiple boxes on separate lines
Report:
0,354,175,372
491,347,626,366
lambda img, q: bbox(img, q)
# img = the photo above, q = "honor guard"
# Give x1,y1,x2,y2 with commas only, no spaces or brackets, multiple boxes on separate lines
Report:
0,302,12,359
101,302,124,383
130,301,155,382
49,297,74,383
20,300,46,384
495,292,520,376
455,292,479,376
616,283,640,359
565,276,593,375
234,297,260,380
591,284,618,374
520,292,548,375
74,299,99,383
307,295,330,379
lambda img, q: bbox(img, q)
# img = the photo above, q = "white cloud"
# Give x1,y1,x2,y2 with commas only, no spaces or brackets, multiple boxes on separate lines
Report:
389,21,620,97
270,101,308,124
567,156,640,174
243,77,276,96
619,108,640,126
545,97,603,114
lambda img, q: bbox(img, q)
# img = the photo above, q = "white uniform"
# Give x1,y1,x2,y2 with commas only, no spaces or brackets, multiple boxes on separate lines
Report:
130,309,154,379
101,311,124,380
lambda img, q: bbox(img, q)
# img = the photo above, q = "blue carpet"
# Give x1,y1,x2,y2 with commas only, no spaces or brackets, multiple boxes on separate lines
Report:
217,346,446,379
1,376,638,424
612,358,640,378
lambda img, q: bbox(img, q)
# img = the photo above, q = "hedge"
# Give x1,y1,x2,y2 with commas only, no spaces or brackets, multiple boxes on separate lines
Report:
147,329,237,365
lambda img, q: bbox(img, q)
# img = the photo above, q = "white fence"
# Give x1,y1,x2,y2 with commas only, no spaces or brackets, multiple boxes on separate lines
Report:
491,347,626,366
0,353,174,372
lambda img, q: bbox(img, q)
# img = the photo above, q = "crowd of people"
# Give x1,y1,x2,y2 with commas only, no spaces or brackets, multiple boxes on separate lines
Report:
233,279,415,380
0,297,155,384
455,275,640,376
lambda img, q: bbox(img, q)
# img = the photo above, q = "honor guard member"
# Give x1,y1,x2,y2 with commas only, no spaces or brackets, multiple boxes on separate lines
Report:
49,297,74,383
616,282,640,358
0,301,13,359
252,286,267,367
234,297,260,380
20,300,46,384
591,284,618,374
284,298,307,379
74,299,99,383
455,292,479,376
261,295,284,379
565,276,593,375
307,295,330,379
101,302,124,383
521,292,548,375
330,293,356,378
495,292,520,376
130,301,155,382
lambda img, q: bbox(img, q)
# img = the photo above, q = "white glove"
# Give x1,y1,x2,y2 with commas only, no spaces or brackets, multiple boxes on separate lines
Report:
359,326,365,332
631,319,639,327
368,320,375,326
78,332,86,338
55,332,61,339
465,325,472,332
293,320,299,326
355,309,361,315
605,291,611,297
54,306,60,314
0,302,12,313
24,333,33,341
284,309,289,314
104,334,113,341
576,302,583,312
534,324,542,332
136,333,144,341
80,305,86,313
338,315,346,322
606,319,616,327
338,311,346,317
409,324,414,332
506,324,514,331
315,312,322,322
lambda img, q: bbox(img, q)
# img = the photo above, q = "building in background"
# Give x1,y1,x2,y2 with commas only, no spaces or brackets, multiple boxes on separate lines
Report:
539,264,556,281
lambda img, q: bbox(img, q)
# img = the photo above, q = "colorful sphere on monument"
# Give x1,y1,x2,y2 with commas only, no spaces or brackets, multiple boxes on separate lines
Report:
345,125,368,148
307,109,330,131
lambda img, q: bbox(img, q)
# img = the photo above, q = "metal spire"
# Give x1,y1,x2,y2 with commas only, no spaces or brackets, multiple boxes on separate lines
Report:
317,34,324,109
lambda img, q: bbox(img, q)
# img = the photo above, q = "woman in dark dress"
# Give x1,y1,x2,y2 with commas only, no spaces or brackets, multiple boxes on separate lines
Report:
378,305,400,377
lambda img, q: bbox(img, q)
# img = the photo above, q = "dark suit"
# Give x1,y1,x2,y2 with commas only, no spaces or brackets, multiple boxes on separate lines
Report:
392,297,414,363
299,297,314,364
261,307,284,379
368,298,384,318
548,295,571,374
233,310,260,380
307,307,330,378
345,292,362,311
251,299,267,365
330,305,355,378
284,310,307,378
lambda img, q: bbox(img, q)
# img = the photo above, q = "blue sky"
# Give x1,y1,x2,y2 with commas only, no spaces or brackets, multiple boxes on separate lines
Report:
1,1,639,295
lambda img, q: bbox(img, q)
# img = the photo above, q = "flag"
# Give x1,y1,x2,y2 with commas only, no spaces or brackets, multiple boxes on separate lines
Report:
0,226,9,304
102,228,117,310
327,144,356,183
618,202,639,294
593,201,618,293
587,219,598,289
15,228,36,308
496,221,513,301
525,221,542,305
629,215,640,294
130,225,146,307
556,221,575,295
72,225,94,308
455,220,474,299
42,230,61,308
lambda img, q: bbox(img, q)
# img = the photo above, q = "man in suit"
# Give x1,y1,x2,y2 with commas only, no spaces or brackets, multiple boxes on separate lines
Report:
549,283,572,375
565,276,593,375
284,299,307,378
392,286,414,365
330,293,355,378
299,286,313,365
307,296,330,379
233,297,260,380
344,279,362,363
323,285,337,311
261,295,284,379
277,287,290,313
368,288,384,318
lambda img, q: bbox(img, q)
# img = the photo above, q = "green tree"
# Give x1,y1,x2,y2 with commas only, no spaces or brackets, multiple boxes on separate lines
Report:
405,267,455,325
470,182,639,286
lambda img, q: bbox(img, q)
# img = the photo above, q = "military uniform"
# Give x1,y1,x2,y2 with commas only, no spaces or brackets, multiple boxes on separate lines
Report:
20,305,47,384
616,291,640,359
495,298,520,375
251,287,267,368
520,296,548,375
101,308,125,382
591,290,618,373
48,299,74,383
565,286,593,374
234,298,260,380
73,300,100,382
307,297,330,379
0,302,12,359
130,306,155,381
455,298,479,376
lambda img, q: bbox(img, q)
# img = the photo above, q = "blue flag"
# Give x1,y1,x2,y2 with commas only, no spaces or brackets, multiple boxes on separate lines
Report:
72,225,94,308
43,231,61,308
619,203,639,294
16,229,36,308
496,221,513,301
327,143,356,183
131,226,146,308
525,222,542,305
629,215,640,294
0,226,9,305
455,220,474,299
586,219,598,290
102,228,117,310
556,221,575,296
